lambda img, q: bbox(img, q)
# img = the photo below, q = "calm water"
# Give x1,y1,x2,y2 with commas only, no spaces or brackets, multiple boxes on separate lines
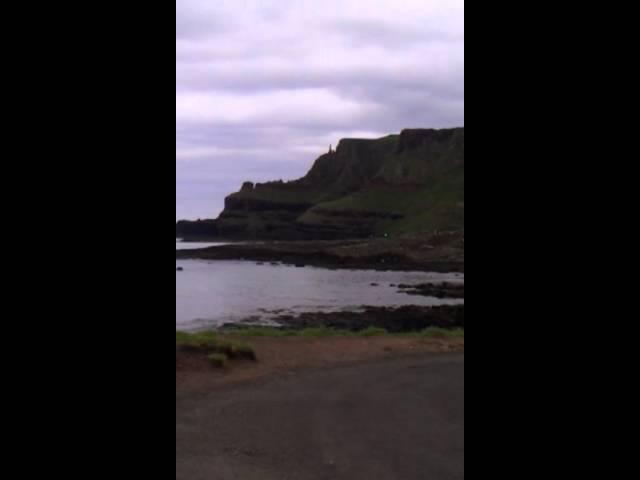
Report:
176,259,464,331
175,240,229,250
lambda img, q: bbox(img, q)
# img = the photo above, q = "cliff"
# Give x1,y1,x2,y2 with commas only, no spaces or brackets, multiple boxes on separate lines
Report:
177,127,464,240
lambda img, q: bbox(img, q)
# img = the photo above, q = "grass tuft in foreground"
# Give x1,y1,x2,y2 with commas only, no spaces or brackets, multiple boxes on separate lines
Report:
208,353,229,369
177,331,257,367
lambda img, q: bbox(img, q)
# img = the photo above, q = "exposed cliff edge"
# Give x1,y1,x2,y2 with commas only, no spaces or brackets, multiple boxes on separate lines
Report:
176,127,464,240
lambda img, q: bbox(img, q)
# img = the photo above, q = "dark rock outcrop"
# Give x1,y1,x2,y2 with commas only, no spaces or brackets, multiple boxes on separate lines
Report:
176,219,218,239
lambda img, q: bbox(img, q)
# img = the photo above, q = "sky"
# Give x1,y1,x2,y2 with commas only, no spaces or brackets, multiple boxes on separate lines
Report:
176,0,464,220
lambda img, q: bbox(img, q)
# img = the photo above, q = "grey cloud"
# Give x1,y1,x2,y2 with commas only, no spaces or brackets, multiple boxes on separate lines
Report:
176,0,231,39
176,0,464,220
326,19,464,48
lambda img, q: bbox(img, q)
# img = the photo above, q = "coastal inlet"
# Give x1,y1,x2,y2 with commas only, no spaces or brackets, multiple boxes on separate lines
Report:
176,259,464,331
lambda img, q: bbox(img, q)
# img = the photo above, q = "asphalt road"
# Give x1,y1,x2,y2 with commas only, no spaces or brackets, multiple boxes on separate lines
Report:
176,353,464,480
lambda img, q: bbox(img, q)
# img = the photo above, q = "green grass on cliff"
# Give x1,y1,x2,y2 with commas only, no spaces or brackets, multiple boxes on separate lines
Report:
300,165,464,235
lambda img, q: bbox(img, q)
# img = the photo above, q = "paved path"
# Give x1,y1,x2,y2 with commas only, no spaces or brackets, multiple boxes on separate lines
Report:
176,354,464,480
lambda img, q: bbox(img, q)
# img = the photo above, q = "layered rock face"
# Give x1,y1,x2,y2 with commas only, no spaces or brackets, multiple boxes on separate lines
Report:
175,219,217,238
182,127,464,240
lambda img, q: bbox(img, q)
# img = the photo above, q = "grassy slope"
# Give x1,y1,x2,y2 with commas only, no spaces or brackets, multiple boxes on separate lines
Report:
300,165,464,235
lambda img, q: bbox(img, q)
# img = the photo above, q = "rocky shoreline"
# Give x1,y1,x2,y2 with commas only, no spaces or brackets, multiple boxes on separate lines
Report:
178,234,464,333
222,304,464,334
398,282,464,298
176,234,464,273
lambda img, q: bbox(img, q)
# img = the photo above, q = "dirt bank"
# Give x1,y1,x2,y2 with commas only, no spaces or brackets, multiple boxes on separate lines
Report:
176,335,463,391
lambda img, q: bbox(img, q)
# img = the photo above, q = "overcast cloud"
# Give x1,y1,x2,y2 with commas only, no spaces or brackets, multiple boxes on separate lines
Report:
176,0,464,219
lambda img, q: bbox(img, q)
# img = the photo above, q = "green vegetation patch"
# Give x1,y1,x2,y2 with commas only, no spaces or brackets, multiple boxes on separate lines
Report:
201,326,464,339
176,331,257,366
